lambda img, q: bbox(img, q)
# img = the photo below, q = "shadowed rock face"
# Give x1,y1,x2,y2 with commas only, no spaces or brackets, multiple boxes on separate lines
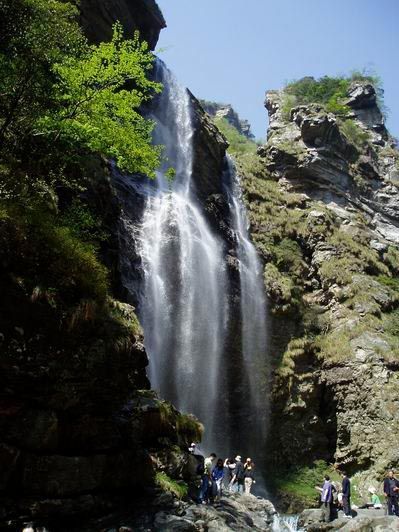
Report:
78,0,166,48
0,1,201,528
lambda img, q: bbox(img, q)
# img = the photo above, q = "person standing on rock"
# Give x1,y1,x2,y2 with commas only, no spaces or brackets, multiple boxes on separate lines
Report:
341,471,352,518
244,458,256,494
201,452,217,504
316,475,335,522
224,457,236,490
211,458,225,501
231,455,245,494
383,469,399,516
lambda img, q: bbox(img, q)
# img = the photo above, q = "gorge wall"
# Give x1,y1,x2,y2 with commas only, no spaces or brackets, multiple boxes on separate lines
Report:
235,78,399,509
0,2,201,529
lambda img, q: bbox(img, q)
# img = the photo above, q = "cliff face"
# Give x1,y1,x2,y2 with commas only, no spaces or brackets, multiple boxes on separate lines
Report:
200,100,255,139
78,0,166,48
239,79,399,508
0,2,202,528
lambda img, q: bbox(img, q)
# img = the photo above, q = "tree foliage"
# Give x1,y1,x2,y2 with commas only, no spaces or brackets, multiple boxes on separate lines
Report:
283,71,383,118
38,22,162,175
0,0,164,327
0,0,162,203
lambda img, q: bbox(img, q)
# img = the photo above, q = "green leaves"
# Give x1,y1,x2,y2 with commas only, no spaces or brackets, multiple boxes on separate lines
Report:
1,1,165,202
36,22,163,176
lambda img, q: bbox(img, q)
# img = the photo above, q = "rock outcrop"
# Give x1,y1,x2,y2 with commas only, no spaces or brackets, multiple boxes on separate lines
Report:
238,79,399,508
64,492,277,531
299,507,399,531
200,101,255,139
78,0,166,48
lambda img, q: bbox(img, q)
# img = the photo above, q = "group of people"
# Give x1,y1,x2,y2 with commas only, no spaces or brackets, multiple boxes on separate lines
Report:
316,469,399,522
191,446,256,505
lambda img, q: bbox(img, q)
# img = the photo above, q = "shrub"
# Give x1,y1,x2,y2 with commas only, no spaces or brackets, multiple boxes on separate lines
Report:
60,199,107,246
283,72,384,118
284,76,351,117
339,119,370,149
383,246,399,274
0,202,109,306
155,472,188,499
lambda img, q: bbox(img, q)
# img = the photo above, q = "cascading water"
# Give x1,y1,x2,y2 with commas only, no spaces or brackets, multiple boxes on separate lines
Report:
273,514,301,532
223,157,269,454
115,60,269,466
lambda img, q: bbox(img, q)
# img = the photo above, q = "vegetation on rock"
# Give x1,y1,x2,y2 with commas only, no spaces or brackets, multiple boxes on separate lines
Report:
0,0,163,337
231,70,399,510
213,117,257,156
282,71,381,118
155,471,189,500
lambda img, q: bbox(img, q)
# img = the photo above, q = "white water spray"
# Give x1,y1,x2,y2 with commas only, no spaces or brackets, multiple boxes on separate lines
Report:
116,61,268,460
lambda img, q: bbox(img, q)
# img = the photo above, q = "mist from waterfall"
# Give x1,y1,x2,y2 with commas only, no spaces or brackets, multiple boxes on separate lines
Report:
115,60,268,462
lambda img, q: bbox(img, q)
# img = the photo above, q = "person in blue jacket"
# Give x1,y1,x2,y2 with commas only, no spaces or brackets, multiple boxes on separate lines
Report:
211,458,225,501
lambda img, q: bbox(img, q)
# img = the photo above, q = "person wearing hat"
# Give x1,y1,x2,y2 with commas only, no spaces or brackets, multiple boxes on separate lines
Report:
383,470,399,516
367,486,382,509
231,455,245,493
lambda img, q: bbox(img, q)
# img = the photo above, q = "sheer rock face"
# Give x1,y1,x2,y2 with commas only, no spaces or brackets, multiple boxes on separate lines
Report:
242,80,399,506
78,0,166,48
264,86,399,245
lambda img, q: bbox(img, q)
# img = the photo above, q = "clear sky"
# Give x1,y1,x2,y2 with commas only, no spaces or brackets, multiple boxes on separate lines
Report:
156,0,398,140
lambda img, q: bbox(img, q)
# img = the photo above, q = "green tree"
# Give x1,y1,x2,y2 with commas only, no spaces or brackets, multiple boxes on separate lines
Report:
38,22,163,176
0,0,163,202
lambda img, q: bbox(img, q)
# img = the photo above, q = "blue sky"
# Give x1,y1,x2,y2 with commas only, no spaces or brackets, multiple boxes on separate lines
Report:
156,0,398,140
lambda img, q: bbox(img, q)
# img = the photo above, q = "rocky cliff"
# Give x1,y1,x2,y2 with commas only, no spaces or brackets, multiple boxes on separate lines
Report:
0,1,203,529
200,100,255,139
237,77,399,509
78,0,166,48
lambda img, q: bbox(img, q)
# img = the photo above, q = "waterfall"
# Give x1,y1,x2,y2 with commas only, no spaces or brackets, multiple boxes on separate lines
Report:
273,514,301,532
224,157,269,449
115,60,268,465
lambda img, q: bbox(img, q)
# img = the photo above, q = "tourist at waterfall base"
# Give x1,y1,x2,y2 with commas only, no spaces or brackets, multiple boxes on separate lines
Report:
211,459,225,501
383,470,399,516
230,455,245,493
199,453,217,504
316,475,336,522
341,471,352,518
224,458,236,490
244,458,256,494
